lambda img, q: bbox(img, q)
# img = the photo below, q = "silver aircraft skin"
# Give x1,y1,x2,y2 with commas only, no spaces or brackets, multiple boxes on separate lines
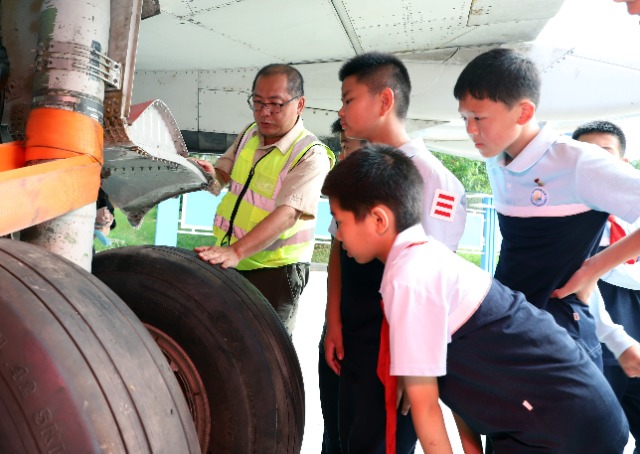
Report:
134,0,640,159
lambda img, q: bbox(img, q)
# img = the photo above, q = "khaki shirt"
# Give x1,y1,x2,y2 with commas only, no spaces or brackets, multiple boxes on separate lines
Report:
215,118,331,219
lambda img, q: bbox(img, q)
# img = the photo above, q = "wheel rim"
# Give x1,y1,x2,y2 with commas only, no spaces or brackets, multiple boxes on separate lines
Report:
145,323,211,452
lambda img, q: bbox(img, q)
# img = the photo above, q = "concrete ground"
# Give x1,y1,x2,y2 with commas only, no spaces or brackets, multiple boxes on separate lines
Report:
292,268,636,454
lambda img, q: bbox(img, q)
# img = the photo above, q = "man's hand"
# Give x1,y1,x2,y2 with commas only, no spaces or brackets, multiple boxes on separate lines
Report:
195,245,241,269
193,158,215,174
618,343,640,378
324,323,344,375
192,159,223,195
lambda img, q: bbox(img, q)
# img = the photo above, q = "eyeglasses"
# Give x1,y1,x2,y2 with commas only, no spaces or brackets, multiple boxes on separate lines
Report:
247,96,299,114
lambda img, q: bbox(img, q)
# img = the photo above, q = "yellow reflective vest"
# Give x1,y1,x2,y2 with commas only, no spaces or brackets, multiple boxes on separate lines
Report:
213,123,335,270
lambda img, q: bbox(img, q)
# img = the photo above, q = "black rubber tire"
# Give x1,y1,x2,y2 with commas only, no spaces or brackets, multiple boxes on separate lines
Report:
91,245,305,454
0,239,200,454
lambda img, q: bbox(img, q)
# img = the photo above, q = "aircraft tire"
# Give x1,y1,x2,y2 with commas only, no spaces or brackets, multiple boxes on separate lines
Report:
91,245,305,454
0,239,200,454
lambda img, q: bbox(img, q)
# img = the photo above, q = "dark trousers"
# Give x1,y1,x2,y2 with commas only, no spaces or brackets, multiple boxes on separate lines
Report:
320,250,417,453
545,296,604,369
605,364,640,454
239,262,309,334
319,339,342,454
318,327,417,454
338,355,417,454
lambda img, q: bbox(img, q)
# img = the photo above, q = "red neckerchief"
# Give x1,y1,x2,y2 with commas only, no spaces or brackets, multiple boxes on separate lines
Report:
609,215,637,265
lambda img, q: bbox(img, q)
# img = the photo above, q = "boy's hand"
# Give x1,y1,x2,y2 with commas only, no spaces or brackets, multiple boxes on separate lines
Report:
396,377,411,416
618,343,640,378
324,323,344,375
551,260,598,304
404,376,453,453
95,206,114,228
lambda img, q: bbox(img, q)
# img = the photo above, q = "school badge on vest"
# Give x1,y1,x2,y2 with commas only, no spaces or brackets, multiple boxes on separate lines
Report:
530,187,549,207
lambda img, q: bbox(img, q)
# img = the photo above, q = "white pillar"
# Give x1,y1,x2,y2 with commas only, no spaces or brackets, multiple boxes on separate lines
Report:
21,0,111,271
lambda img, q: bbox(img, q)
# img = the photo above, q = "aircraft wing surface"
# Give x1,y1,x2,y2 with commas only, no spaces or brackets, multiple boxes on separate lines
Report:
133,0,640,160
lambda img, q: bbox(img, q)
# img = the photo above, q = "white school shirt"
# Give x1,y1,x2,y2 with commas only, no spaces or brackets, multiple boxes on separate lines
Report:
329,138,467,252
380,225,491,377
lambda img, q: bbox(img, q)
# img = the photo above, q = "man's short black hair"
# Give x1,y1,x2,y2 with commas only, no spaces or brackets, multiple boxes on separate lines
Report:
338,52,412,120
453,48,541,108
572,120,627,157
252,64,304,98
322,143,422,232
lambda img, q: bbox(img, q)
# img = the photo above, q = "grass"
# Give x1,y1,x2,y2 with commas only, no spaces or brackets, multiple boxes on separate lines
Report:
312,241,332,264
96,208,485,267
94,207,158,252
458,251,482,267
94,206,209,252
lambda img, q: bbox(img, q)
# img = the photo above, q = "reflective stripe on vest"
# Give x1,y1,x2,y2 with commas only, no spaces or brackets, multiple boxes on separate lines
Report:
213,123,334,270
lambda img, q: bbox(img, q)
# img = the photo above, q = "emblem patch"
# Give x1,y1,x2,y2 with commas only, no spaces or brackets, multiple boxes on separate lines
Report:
530,187,549,207
429,190,459,222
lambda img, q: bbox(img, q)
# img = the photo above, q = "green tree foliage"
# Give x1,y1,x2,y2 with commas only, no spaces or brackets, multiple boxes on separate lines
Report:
432,151,492,194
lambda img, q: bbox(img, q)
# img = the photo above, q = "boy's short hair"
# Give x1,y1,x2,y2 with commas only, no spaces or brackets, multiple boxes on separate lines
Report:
338,52,411,120
572,120,627,157
322,143,423,232
252,63,304,98
453,47,541,108
331,118,344,135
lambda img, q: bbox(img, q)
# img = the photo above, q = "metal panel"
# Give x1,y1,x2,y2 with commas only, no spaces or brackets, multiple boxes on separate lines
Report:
159,0,238,14
103,99,209,226
468,0,564,25
347,0,472,52
133,70,199,130
539,53,640,120
186,0,355,63
199,88,250,133
137,12,271,71
198,68,256,93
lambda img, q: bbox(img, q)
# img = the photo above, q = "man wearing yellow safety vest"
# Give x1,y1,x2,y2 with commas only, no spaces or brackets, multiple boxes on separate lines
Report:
194,64,335,333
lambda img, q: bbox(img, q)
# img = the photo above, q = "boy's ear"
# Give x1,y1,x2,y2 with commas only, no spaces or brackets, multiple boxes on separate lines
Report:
379,87,395,117
516,100,535,125
370,205,392,234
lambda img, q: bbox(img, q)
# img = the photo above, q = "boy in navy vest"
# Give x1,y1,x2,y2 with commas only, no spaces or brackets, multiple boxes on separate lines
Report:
454,48,640,374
